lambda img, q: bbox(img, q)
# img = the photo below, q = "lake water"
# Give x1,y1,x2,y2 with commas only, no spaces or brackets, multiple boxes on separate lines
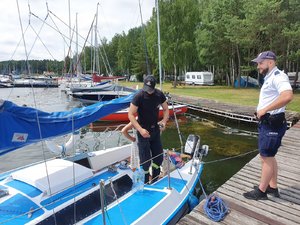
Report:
0,87,258,195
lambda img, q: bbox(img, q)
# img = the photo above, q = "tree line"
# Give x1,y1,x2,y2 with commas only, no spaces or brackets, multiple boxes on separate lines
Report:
1,0,299,87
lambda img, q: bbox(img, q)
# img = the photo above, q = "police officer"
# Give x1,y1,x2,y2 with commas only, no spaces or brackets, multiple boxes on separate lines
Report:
128,75,169,183
243,51,293,200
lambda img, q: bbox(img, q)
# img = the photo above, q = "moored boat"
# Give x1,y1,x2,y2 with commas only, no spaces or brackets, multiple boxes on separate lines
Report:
70,90,135,104
0,75,13,88
99,104,188,122
13,77,59,88
0,95,207,225
0,135,207,225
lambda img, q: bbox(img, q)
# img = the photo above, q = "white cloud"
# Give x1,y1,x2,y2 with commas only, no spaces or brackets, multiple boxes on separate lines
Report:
0,0,155,61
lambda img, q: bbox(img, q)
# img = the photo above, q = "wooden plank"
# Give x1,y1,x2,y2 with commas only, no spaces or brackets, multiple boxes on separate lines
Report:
235,171,300,199
279,144,300,150
219,182,300,222
172,94,299,125
248,160,300,176
183,210,226,225
277,152,300,162
246,149,300,165
245,164,300,184
226,176,300,208
279,147,300,156
224,178,300,212
177,214,208,225
221,196,284,225
248,161,300,179
195,199,268,225
239,164,300,186
282,137,300,144
217,186,300,225
246,158,300,178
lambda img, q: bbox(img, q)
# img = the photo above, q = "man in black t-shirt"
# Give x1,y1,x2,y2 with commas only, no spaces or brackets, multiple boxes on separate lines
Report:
128,75,169,183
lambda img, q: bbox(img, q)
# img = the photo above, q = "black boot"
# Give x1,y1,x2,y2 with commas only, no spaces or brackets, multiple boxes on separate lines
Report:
144,172,150,184
151,167,161,183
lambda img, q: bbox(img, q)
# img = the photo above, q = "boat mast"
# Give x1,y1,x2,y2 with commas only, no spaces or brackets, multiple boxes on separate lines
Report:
68,0,73,76
156,0,162,91
93,3,100,75
76,12,79,77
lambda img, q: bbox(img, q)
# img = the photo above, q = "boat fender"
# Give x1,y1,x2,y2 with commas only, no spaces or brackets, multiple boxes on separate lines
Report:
45,134,77,155
188,194,199,211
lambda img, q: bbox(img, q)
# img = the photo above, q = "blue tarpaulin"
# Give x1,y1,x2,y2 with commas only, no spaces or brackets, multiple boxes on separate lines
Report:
234,76,259,88
0,93,135,155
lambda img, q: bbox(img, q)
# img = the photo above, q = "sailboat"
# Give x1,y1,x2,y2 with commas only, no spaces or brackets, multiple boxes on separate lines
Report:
0,93,207,225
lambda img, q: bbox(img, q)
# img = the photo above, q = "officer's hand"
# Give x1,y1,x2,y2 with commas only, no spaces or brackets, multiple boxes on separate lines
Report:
256,109,267,119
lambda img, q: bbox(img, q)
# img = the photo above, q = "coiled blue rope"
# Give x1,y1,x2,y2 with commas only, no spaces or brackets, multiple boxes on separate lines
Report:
199,180,229,222
203,194,229,222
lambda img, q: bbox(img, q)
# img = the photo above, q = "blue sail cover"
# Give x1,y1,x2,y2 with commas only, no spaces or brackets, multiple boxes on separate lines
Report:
0,93,135,155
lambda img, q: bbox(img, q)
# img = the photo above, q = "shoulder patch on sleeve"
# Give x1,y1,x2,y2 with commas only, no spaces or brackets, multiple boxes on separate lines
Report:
274,70,280,75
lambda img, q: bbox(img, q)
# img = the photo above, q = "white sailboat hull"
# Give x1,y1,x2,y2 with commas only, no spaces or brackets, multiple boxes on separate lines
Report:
0,144,203,225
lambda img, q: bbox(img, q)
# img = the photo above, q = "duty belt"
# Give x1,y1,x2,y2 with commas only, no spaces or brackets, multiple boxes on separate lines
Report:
260,113,286,127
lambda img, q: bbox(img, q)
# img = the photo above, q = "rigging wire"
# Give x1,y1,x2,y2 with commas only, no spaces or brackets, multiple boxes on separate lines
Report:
8,25,30,60
138,0,151,76
75,14,96,75
47,5,91,45
28,16,58,60
93,3,100,74
110,180,128,225
96,32,110,75
16,1,59,224
46,4,70,55
97,32,113,75
16,0,30,74
30,11,85,50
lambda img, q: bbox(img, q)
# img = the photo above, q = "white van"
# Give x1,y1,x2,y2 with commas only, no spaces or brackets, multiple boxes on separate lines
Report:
185,71,214,85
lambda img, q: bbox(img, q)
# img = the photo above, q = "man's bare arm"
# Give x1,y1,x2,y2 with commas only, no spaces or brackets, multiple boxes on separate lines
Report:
158,101,169,131
257,90,293,118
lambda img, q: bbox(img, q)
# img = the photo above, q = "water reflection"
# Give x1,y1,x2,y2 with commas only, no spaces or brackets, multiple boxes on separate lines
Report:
160,114,258,195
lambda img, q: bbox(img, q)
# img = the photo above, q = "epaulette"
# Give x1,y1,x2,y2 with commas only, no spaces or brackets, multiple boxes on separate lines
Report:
274,70,280,75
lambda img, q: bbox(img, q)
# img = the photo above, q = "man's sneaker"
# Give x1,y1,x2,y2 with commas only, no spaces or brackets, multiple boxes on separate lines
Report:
243,188,268,200
253,185,280,198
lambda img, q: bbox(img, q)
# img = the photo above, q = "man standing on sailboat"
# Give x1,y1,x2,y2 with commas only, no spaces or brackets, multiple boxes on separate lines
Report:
128,75,169,183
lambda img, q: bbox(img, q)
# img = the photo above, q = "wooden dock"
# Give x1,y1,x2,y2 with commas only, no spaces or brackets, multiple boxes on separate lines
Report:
177,120,300,225
171,94,299,127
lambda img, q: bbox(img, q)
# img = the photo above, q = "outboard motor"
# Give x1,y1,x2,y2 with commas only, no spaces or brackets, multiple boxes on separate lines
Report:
184,134,200,156
185,134,209,174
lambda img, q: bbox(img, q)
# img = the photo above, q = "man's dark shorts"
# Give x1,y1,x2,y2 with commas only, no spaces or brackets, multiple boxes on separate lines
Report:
258,121,287,157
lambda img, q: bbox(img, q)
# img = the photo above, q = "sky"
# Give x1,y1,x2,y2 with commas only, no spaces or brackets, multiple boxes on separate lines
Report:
0,0,156,61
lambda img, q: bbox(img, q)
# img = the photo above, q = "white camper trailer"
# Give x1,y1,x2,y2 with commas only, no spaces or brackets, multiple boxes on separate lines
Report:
185,71,214,85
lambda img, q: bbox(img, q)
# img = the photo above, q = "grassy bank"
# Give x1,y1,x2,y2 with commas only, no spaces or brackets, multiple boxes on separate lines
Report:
120,81,300,113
